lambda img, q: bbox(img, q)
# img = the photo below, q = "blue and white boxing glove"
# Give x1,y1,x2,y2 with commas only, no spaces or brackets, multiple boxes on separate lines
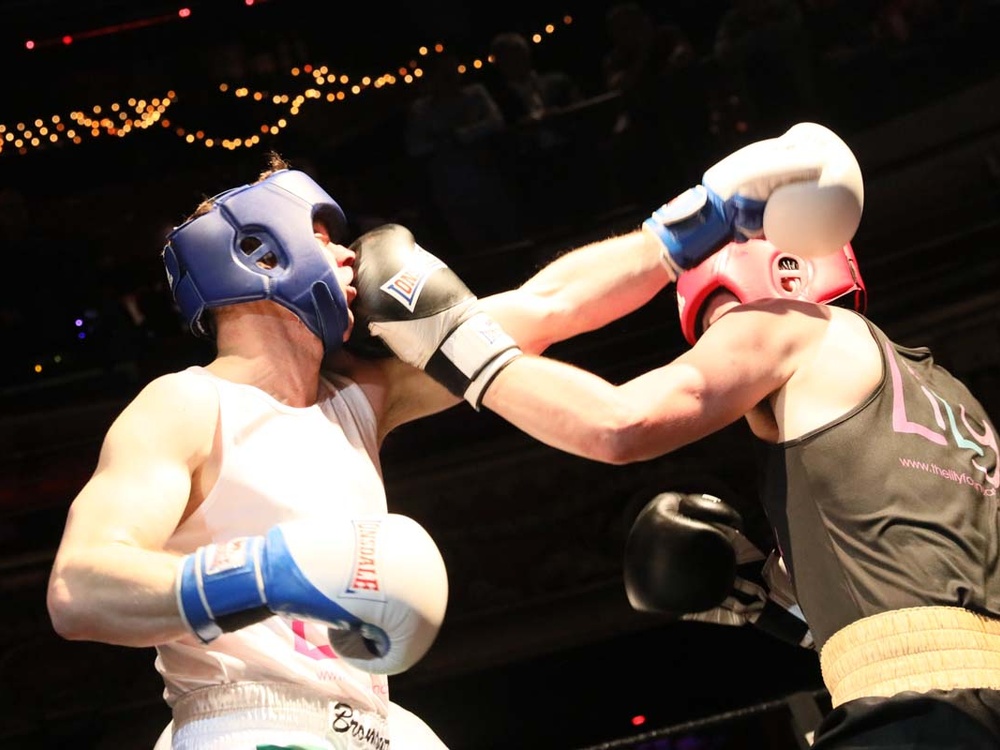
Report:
644,122,864,277
175,514,448,675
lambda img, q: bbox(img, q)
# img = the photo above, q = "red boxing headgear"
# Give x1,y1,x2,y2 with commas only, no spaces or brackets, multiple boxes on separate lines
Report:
675,239,867,345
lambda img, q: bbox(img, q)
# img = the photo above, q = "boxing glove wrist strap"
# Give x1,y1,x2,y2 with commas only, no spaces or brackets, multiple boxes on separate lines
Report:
643,185,766,275
753,598,814,649
176,537,268,644
425,311,523,410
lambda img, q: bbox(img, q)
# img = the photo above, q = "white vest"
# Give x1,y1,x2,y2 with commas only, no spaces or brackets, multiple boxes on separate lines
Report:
155,366,391,715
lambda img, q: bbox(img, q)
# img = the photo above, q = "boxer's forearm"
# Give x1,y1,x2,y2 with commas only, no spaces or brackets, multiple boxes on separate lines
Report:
48,544,189,647
519,229,672,334
480,354,703,463
481,230,671,354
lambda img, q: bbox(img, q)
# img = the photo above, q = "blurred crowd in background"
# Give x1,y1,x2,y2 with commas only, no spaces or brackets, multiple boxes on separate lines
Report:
1,0,996,402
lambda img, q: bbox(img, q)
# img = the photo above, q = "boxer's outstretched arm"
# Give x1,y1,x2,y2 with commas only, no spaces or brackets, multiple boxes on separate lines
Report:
479,302,801,462
477,229,672,355
353,117,864,425
344,225,673,431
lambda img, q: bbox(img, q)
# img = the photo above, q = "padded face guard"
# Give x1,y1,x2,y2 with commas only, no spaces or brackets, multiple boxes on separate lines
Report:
162,170,351,351
676,239,866,344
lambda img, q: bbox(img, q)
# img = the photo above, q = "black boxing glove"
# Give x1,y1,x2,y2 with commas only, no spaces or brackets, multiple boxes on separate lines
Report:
681,548,815,649
682,547,815,650
346,224,521,409
623,492,743,615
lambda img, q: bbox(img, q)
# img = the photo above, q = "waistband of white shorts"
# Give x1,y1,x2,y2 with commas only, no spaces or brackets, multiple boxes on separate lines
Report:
820,606,1000,707
172,681,385,736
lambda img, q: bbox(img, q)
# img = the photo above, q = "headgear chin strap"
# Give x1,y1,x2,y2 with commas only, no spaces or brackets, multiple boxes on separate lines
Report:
675,239,867,345
162,169,350,352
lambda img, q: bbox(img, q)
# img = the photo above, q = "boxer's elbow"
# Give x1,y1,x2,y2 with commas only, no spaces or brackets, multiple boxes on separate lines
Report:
48,545,184,648
47,571,89,641
582,410,660,465
47,560,108,642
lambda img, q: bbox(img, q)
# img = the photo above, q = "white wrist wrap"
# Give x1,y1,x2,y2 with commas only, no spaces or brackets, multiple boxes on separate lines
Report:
429,312,522,410
464,347,521,410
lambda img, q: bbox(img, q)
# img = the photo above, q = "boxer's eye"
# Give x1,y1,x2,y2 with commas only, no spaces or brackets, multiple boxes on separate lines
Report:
240,236,277,270
313,220,331,244
240,236,261,254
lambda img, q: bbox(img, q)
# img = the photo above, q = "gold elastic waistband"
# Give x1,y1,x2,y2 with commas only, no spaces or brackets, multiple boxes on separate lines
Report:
820,606,1000,707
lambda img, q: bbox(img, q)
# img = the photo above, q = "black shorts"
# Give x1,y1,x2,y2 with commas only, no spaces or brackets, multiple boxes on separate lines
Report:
812,689,1000,749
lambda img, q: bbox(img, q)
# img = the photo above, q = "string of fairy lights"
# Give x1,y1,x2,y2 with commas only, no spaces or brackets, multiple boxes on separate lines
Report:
0,16,575,158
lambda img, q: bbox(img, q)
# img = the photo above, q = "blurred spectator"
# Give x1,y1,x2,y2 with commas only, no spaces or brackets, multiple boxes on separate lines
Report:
0,187,33,379
872,0,946,48
82,252,154,376
600,2,712,204
0,184,190,391
824,0,960,124
602,3,698,95
404,51,524,252
801,0,877,67
712,0,819,135
487,31,582,126
0,187,97,383
485,31,591,232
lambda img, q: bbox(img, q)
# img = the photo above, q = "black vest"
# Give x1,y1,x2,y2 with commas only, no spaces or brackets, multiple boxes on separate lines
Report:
756,315,1000,649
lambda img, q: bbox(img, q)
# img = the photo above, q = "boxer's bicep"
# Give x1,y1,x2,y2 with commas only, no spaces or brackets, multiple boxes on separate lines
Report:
66,374,217,549
619,307,804,447
48,374,219,643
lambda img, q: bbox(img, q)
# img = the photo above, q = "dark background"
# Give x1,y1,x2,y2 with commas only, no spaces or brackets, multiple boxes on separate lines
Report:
2,0,1000,748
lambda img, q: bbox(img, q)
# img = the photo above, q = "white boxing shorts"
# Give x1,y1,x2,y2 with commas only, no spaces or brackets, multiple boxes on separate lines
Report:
159,682,447,750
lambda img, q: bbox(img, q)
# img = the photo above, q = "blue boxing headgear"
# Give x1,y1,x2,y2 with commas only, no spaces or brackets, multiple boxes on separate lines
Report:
162,169,350,352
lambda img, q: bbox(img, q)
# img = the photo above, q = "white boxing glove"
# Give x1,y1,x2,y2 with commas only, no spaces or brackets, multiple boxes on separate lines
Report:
347,223,521,409
176,514,449,675
644,122,864,277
